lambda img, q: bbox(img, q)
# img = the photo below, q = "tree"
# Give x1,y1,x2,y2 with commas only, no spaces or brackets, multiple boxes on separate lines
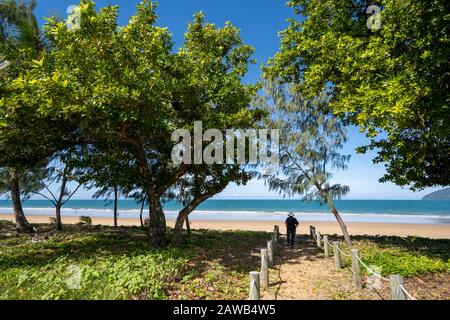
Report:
5,0,258,246
0,0,46,232
128,190,147,228
0,165,46,232
265,0,450,190
256,81,352,245
74,144,140,228
172,165,252,244
0,0,42,50
178,180,191,234
34,157,82,231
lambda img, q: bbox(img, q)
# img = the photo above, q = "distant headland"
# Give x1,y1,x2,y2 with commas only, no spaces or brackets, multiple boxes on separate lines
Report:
422,188,450,200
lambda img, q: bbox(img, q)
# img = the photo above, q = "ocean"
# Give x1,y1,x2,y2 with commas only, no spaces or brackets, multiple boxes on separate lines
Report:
1,199,450,225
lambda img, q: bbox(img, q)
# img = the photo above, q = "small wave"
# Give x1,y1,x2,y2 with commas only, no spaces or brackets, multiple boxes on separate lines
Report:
1,207,450,224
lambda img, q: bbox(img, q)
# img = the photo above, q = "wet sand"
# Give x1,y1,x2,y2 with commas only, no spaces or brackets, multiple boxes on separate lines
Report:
1,214,449,239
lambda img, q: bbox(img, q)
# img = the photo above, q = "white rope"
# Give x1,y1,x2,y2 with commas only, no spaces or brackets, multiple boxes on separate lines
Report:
355,255,390,282
312,232,418,300
0,60,10,71
336,245,351,257
335,244,388,282
399,284,417,300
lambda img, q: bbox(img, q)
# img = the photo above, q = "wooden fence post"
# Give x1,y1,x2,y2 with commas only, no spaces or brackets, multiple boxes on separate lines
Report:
260,249,269,288
390,275,406,300
274,225,280,242
333,242,341,270
323,235,329,258
272,230,278,247
351,249,362,289
267,240,274,267
249,271,260,300
315,231,322,248
311,226,316,240
309,225,314,239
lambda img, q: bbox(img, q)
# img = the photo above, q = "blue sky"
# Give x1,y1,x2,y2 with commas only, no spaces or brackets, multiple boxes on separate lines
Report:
30,0,440,200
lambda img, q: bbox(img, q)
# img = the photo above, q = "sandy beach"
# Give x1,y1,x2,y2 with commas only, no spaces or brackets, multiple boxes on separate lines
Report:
1,214,449,239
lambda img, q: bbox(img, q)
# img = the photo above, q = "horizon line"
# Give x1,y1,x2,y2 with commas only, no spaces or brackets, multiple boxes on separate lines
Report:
0,198,438,201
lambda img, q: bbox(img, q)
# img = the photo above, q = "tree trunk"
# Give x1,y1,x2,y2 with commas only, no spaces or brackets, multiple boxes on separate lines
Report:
147,186,166,247
55,203,63,230
173,183,228,243
174,208,190,244
55,169,68,231
173,188,225,244
131,139,167,247
185,216,191,234
113,185,118,228
322,191,352,246
139,196,146,228
180,182,191,234
10,168,34,233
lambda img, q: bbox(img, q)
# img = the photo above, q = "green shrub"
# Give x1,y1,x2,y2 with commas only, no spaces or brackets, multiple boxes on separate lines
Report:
0,222,269,300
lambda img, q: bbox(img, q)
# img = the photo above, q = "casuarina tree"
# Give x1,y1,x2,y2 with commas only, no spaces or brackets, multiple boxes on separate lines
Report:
256,80,352,246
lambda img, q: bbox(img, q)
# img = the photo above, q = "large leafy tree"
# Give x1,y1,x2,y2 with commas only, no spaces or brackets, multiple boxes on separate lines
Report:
3,0,258,246
265,0,450,190
0,0,48,232
256,81,352,245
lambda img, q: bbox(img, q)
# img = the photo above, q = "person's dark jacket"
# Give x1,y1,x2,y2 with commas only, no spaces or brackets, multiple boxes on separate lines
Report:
285,216,299,231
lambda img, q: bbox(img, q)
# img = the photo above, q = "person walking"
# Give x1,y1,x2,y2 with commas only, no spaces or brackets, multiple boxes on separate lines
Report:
285,212,299,248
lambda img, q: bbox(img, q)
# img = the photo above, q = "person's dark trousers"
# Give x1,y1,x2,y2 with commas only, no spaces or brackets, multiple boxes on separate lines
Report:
287,228,296,246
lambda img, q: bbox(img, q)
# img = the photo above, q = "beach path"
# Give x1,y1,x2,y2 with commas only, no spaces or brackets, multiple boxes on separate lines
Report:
261,238,381,300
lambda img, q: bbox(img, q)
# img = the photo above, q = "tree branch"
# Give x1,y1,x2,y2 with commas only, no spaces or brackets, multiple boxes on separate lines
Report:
62,183,82,206
34,191,57,206
40,179,58,203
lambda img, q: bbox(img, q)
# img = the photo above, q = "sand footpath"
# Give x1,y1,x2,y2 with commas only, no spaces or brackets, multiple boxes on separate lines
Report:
1,214,449,239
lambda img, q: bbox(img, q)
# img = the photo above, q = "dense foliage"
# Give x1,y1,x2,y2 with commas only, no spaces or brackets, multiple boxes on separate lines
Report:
265,0,450,190
337,235,450,277
0,0,259,244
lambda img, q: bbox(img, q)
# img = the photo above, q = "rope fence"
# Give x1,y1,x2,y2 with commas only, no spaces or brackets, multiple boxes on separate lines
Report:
249,225,419,300
335,244,351,257
399,284,417,300
354,254,390,282
310,225,418,301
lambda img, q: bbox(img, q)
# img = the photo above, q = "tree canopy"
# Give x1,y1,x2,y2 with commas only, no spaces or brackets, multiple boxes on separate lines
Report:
0,0,259,245
265,0,450,190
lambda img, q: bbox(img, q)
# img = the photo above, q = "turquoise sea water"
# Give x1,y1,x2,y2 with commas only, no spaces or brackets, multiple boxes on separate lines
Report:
1,199,450,224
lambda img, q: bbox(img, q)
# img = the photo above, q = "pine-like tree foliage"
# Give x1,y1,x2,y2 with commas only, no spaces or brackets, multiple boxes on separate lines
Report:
256,80,352,245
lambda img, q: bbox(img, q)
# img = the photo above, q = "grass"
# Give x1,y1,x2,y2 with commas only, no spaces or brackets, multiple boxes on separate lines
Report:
1,220,449,300
0,220,269,300
332,235,450,277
